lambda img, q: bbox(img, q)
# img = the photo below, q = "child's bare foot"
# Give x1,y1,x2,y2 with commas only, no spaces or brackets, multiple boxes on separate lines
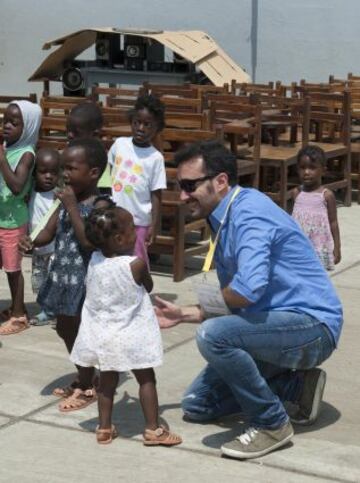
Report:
143,426,182,446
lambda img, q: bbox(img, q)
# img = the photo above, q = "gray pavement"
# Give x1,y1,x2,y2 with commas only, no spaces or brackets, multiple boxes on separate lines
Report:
0,204,360,483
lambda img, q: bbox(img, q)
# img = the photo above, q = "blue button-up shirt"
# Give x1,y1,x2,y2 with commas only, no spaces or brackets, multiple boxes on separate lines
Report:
208,187,343,345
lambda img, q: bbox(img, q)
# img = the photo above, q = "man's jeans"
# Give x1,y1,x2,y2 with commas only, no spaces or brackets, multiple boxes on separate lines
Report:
182,311,334,429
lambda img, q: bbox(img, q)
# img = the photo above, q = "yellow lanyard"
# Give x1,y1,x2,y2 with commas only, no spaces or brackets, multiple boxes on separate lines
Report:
202,187,241,272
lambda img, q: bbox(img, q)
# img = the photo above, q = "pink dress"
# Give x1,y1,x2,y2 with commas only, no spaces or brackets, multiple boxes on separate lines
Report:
292,189,335,270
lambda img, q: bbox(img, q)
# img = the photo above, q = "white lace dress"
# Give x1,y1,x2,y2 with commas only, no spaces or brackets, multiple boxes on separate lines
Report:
70,252,163,371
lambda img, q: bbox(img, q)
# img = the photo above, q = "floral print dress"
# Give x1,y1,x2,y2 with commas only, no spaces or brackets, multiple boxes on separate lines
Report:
292,189,335,270
37,201,93,316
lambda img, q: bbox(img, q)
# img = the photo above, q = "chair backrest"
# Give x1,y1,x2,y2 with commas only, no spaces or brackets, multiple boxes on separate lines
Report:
145,83,197,99
231,80,274,95
209,100,256,129
40,96,89,116
91,86,141,108
203,92,251,109
101,106,130,126
160,95,202,113
256,95,311,145
305,91,351,146
165,110,210,130
159,127,223,163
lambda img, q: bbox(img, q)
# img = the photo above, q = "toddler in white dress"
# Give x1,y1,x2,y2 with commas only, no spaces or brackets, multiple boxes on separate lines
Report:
71,201,182,446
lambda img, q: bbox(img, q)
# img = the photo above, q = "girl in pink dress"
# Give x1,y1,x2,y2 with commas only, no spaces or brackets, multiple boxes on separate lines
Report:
292,145,341,270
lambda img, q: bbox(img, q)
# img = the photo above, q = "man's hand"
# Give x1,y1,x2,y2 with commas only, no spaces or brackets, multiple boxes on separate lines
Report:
18,235,33,254
154,296,183,329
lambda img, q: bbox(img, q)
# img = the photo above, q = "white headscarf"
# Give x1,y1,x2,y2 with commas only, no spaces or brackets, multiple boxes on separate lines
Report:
8,100,42,150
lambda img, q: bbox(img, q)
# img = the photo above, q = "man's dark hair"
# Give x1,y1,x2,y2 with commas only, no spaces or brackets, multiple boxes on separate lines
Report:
69,101,103,131
128,94,165,131
68,137,107,177
174,140,238,186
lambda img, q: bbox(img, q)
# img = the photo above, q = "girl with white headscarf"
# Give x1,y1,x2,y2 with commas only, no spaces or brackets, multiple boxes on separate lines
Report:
0,100,42,335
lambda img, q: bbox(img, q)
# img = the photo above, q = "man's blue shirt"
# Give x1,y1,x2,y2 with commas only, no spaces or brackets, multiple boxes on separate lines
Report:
208,187,343,345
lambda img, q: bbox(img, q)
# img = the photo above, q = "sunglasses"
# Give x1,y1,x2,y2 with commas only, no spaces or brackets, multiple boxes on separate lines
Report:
177,175,215,193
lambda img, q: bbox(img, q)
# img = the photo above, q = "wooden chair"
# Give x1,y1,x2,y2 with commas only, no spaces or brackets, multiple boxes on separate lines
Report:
306,91,352,206
221,104,262,188
149,127,223,280
160,95,202,113
40,96,88,116
231,80,273,94
165,110,210,130
245,96,311,210
91,86,141,108
143,81,191,91
202,92,251,109
148,190,210,282
159,127,223,164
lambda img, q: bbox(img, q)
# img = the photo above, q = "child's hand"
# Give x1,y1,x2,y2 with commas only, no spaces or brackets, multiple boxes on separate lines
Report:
154,296,183,328
0,144,6,163
334,249,341,265
18,235,33,254
145,226,154,247
56,186,77,212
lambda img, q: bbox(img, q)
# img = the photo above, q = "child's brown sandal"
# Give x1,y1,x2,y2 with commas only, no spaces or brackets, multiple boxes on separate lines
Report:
143,425,182,446
96,425,118,444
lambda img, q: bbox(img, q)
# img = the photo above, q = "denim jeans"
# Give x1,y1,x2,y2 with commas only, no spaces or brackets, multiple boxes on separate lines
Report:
182,311,334,429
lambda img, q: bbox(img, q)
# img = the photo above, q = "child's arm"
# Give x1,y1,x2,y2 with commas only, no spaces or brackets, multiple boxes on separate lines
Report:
131,258,153,293
324,189,341,264
146,189,162,246
56,186,93,250
0,146,34,195
19,207,59,253
290,187,300,214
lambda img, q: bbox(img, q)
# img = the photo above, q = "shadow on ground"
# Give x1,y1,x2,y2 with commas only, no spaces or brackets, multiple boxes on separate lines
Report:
198,400,340,450
0,300,40,318
80,388,181,437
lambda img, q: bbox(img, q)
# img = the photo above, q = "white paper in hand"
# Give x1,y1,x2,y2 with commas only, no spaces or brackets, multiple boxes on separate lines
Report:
191,272,231,317
29,199,61,242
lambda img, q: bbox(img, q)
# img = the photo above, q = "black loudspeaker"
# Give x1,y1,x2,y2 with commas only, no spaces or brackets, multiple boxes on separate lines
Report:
95,34,121,67
148,62,173,73
62,66,86,96
124,35,146,71
125,58,144,71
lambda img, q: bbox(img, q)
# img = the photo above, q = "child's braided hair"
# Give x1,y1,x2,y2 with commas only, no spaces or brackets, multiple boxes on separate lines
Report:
85,206,129,249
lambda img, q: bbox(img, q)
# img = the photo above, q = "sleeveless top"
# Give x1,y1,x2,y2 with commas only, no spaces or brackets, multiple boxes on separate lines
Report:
292,189,334,270
0,146,34,228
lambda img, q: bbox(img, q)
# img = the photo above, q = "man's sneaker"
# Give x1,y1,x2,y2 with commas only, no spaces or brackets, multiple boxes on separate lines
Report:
221,421,294,460
290,368,326,426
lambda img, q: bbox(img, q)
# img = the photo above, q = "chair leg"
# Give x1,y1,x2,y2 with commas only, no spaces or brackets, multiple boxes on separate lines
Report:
279,163,288,210
173,207,185,282
344,153,352,207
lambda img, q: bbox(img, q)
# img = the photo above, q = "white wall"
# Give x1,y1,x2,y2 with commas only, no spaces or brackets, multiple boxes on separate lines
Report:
0,0,359,98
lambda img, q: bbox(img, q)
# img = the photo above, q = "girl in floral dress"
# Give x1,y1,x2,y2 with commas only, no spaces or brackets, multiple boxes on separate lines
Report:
292,145,341,270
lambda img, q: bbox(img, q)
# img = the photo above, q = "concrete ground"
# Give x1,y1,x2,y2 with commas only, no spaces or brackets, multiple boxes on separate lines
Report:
0,204,360,483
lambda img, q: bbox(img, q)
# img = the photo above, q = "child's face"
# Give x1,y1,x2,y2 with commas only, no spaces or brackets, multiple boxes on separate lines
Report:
35,154,60,192
131,108,159,147
66,116,98,141
297,155,324,189
62,147,98,195
3,105,23,146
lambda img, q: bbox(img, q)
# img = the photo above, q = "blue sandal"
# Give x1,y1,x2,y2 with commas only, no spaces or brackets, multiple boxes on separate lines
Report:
29,311,54,326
